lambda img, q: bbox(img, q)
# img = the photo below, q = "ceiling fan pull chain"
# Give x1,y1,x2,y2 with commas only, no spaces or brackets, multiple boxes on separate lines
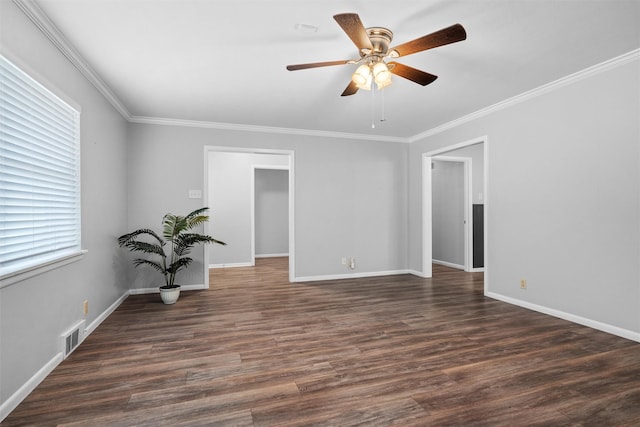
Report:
371,85,376,129
380,88,386,123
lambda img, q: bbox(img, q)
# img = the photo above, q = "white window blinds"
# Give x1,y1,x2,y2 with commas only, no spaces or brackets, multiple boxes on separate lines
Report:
0,55,81,278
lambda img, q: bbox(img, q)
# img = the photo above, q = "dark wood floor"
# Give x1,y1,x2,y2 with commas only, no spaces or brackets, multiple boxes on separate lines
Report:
4,258,640,426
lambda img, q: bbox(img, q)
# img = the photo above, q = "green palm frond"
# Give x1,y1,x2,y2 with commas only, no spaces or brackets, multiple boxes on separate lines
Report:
118,207,226,289
174,233,224,256
167,257,192,273
185,207,209,220
161,213,181,241
124,241,166,257
185,212,209,229
118,228,164,247
133,259,165,273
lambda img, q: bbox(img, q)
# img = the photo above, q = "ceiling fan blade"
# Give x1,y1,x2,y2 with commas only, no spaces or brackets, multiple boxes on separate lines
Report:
333,13,373,52
389,62,438,86
341,81,359,96
286,60,351,71
390,23,466,57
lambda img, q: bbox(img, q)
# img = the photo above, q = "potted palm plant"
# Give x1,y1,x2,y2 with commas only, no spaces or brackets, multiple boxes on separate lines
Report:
118,207,226,304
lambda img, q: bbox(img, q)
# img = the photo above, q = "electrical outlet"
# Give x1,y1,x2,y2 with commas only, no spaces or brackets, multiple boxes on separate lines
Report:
83,300,89,314
188,189,202,199
520,279,527,290
341,257,347,265
349,258,356,270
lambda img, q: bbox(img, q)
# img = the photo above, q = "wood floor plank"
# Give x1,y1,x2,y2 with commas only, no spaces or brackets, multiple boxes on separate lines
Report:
3,258,640,426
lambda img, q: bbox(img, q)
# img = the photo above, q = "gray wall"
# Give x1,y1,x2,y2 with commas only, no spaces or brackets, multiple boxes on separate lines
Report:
0,0,129,409
207,151,289,266
255,169,289,257
127,124,409,280
431,160,465,267
409,58,640,335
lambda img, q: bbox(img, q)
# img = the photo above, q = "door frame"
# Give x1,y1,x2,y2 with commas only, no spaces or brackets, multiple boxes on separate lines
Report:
251,165,290,267
422,136,488,293
204,146,295,283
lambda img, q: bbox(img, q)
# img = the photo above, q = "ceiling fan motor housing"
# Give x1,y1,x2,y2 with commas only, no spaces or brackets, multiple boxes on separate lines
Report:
362,27,393,58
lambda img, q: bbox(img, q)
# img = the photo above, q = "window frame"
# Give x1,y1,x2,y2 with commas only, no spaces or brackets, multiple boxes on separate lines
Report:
0,53,85,288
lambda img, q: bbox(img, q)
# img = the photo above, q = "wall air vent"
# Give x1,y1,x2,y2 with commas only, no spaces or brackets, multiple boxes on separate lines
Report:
61,320,85,359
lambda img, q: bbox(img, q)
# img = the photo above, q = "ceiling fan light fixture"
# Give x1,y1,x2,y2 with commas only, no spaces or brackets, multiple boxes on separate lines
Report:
352,64,372,90
372,61,392,88
376,78,392,90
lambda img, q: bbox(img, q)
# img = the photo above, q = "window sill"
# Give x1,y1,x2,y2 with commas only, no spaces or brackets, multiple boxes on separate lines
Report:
0,250,88,289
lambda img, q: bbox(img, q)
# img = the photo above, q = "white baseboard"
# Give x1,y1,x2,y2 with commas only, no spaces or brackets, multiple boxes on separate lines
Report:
486,291,640,343
432,259,465,270
181,284,207,291
0,290,133,422
256,253,289,258
128,284,207,295
408,267,482,277
408,269,430,278
0,282,219,422
0,352,64,422
295,269,409,283
128,287,159,295
209,262,253,269
84,291,128,336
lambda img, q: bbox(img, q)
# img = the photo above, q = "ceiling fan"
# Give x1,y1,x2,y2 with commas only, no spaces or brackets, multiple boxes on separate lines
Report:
286,13,467,96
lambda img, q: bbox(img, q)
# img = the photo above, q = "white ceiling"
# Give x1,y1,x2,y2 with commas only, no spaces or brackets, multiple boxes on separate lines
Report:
32,0,640,140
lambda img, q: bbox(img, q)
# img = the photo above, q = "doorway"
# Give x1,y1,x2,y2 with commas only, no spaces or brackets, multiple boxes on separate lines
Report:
422,137,487,291
252,166,289,266
204,147,295,283
431,156,470,271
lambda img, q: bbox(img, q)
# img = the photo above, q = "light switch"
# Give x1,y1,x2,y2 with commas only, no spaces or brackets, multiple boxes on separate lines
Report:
188,189,202,199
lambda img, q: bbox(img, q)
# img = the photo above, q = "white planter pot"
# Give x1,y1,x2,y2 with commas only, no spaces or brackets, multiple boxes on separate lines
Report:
159,286,181,304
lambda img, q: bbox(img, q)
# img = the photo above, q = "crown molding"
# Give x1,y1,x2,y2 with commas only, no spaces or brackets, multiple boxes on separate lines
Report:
12,0,406,143
15,0,638,145
129,46,638,143
409,48,640,143
129,116,409,143
14,0,407,143
13,0,132,120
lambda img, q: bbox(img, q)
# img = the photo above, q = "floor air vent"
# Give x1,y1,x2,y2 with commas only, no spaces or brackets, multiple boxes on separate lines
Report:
61,320,85,359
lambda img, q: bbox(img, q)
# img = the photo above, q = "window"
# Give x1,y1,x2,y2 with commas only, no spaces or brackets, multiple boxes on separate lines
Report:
0,55,81,280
